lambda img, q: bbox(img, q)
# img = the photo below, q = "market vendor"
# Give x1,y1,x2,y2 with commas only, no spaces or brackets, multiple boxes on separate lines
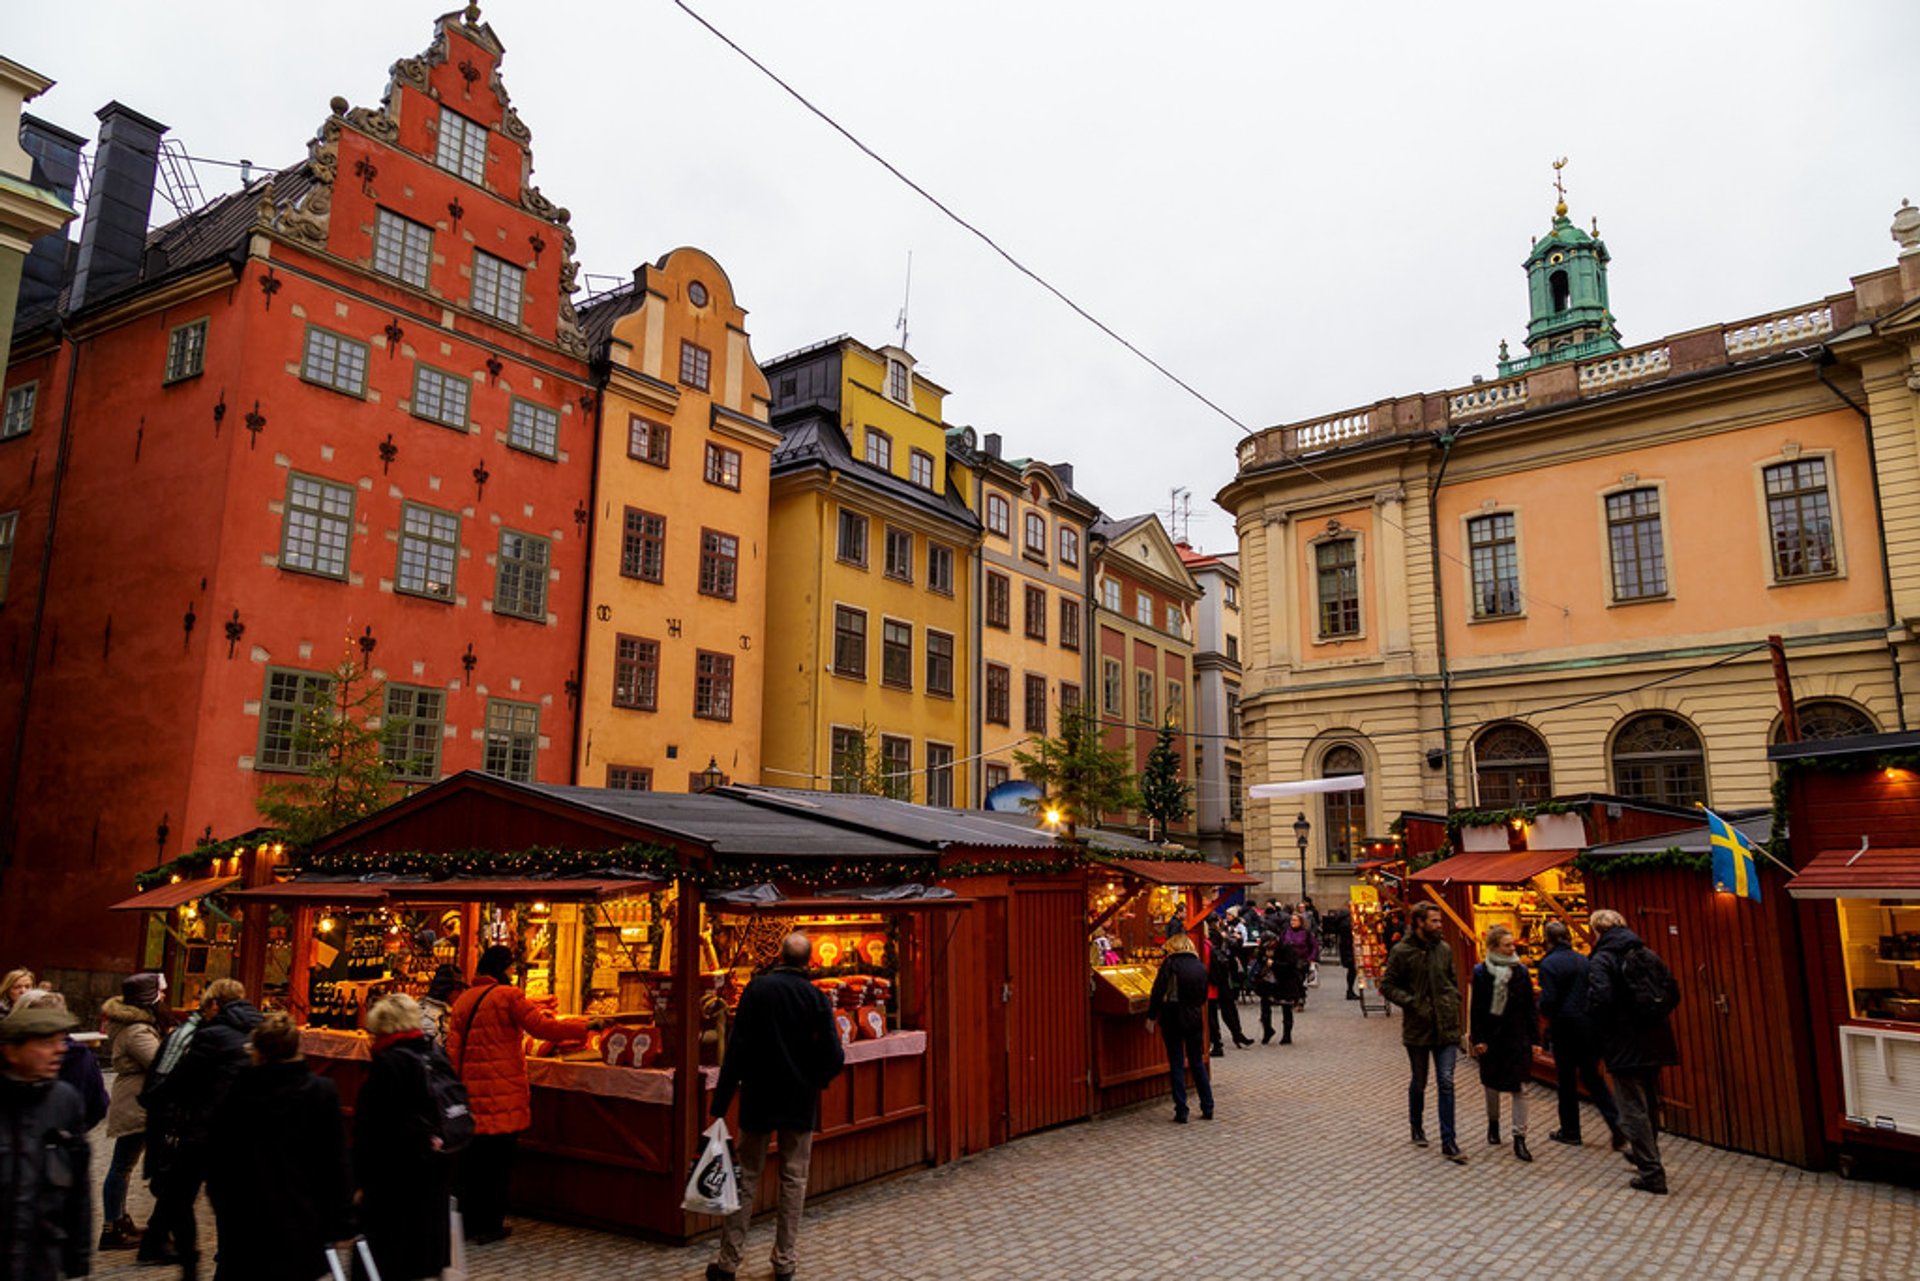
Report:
445,945,592,1246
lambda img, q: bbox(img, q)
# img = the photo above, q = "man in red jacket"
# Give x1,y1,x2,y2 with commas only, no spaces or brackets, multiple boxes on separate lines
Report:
445,945,589,1245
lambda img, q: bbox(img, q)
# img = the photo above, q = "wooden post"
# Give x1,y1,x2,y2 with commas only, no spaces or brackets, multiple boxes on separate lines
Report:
288,906,314,1025
1420,884,1474,942
1770,634,1799,742
669,878,703,1237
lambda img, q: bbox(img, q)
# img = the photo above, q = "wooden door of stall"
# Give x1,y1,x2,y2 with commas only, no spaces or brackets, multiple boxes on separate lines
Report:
1006,881,1091,1137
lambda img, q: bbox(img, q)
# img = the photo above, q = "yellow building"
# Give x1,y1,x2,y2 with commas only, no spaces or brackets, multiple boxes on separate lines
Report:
946,429,1098,799
761,337,980,803
1219,195,1920,899
575,249,777,789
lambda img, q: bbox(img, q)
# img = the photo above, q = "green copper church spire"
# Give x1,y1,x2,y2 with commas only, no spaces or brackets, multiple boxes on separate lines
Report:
1497,158,1621,376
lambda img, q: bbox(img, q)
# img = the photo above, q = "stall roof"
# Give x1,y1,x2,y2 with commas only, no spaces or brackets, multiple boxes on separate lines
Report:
1786,847,1920,899
724,786,1188,855
509,782,938,859
1409,848,1575,885
109,875,240,911
1098,858,1260,888
227,882,390,903
1584,810,1774,857
1767,729,1920,764
227,877,660,905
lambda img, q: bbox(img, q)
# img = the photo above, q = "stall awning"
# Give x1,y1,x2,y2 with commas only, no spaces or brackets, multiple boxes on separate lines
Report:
226,882,392,904
1409,848,1575,886
109,876,240,912
1786,847,1920,900
1101,859,1260,888
715,896,975,913
226,877,659,905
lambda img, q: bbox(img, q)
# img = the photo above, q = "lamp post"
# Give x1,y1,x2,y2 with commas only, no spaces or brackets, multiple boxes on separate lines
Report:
696,756,725,794
1293,811,1311,904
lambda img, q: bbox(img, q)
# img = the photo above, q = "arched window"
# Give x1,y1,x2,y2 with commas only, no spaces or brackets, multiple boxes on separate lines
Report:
1320,744,1366,865
1777,700,1877,743
1611,713,1706,808
1549,269,1571,313
1474,723,1551,806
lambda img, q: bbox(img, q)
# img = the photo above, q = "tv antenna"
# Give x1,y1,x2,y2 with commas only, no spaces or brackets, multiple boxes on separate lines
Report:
895,250,913,350
1168,486,1192,544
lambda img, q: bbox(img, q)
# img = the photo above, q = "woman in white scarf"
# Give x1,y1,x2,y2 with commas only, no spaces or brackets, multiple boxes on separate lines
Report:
1469,923,1541,1162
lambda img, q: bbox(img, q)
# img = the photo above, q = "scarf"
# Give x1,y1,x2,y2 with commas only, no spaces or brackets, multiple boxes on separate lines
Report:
373,1028,428,1056
1484,949,1521,1016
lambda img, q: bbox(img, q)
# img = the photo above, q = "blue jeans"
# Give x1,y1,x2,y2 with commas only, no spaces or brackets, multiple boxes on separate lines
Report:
1162,1025,1214,1118
1405,1043,1459,1145
102,1132,145,1222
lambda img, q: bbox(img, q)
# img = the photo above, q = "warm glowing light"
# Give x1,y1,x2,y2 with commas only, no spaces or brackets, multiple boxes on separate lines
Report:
169,873,182,884
1043,807,1064,826
1885,768,1911,782
530,900,550,915
1510,818,1526,831
318,915,337,933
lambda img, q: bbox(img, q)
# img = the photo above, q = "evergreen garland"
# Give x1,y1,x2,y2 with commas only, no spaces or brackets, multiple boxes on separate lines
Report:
136,832,294,891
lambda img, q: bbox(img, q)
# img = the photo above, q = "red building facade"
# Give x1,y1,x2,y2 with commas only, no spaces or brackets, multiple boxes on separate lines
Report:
0,9,591,975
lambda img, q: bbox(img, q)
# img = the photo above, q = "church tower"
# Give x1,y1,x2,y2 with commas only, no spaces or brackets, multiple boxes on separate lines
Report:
1498,159,1621,375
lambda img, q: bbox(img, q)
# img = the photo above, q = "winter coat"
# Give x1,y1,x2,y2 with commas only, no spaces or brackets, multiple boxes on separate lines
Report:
1257,938,1308,1005
55,1038,107,1132
206,1059,352,1281
1535,942,1596,1032
1380,932,1463,1048
1205,939,1238,995
444,977,588,1136
1148,952,1209,1038
1326,911,1356,967
1586,927,1681,1073
103,996,165,1138
712,967,845,1135
1469,962,1540,1093
418,996,453,1048
1279,926,1320,967
144,999,262,1173
354,1033,453,1281
0,1075,90,1281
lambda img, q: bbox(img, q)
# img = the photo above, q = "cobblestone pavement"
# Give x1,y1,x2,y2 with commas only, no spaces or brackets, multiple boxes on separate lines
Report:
91,970,1920,1280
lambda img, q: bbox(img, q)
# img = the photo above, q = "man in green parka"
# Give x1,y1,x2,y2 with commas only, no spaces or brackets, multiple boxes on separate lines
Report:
1380,901,1468,1163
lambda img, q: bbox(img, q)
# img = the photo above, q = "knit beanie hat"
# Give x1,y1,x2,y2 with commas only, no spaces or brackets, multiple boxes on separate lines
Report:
123,972,166,1007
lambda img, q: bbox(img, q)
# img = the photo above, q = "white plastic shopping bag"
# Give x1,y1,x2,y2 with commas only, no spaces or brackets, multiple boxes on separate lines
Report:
682,1118,740,1215
442,1198,468,1281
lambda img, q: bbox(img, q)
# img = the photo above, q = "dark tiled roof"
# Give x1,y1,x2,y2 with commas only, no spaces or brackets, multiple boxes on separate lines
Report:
771,405,980,530
141,163,310,281
1090,513,1153,542
523,783,937,859
726,787,1184,855
575,281,637,357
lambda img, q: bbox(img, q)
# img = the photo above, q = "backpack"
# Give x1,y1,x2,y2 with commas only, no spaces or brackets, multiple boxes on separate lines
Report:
1619,943,1681,1022
418,1044,475,1155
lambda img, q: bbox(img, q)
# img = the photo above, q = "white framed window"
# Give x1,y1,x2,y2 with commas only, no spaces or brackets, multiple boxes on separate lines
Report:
300,326,368,396
1467,513,1523,618
1164,602,1182,636
1024,512,1048,560
1135,591,1153,626
679,341,711,391
470,251,524,324
865,429,892,470
886,357,911,405
410,365,469,429
1059,526,1079,567
909,449,935,490
1,384,34,439
435,108,488,183
507,398,559,458
1102,578,1121,612
372,208,433,288
986,493,1010,536
164,321,207,383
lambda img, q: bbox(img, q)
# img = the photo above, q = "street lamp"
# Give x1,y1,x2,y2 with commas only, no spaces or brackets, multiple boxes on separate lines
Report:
1293,811,1311,904
696,756,725,794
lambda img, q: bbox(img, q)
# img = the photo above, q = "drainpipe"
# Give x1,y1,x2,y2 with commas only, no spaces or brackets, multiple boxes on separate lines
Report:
568,369,607,784
1427,429,1460,812
1811,346,1907,731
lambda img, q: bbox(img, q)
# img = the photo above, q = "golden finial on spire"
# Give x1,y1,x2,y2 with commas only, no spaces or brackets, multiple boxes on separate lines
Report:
1552,157,1569,219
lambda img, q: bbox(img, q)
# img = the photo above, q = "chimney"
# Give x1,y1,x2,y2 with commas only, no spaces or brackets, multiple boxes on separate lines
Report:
1054,462,1074,491
69,101,167,313
983,432,1001,459
15,114,85,315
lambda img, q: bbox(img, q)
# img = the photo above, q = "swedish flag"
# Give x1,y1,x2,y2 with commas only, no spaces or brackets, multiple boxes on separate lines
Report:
1705,806,1762,901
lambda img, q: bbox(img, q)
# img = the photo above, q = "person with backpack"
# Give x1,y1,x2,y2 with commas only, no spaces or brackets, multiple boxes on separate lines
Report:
356,995,463,1280
1535,920,1624,1151
0,1002,92,1281
98,972,174,1251
1585,908,1681,1195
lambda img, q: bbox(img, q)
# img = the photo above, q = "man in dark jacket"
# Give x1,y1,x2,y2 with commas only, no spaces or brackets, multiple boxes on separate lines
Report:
1535,920,1624,1150
708,933,845,1281
140,978,262,1272
1147,931,1213,1123
1586,909,1681,1195
0,1005,91,1281
1379,902,1467,1162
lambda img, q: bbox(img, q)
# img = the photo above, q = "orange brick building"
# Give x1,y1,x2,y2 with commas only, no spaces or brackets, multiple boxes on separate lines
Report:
0,9,591,976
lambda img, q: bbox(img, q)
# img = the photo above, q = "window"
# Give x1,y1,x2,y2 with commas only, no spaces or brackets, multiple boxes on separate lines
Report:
883,527,913,581
694,651,734,721
164,320,207,383
1228,762,1244,821
865,429,892,471
1136,670,1156,725
628,416,670,467
435,107,488,182
1316,539,1360,637
1166,680,1184,728
372,209,432,288
679,340,711,391
1611,713,1706,808
257,668,331,771
986,493,1010,537
882,619,913,689
1549,269,1571,313
986,664,1011,726
1024,512,1048,561
1024,585,1047,641
612,635,659,710
831,727,865,794
1226,689,1242,738
1473,723,1550,806
1024,674,1048,734
1777,700,1877,744
1060,597,1081,651
1102,658,1123,716
507,399,559,458
2,384,34,439
1765,459,1837,580
383,685,445,782
0,512,14,602
606,765,652,791
395,503,458,600
927,543,953,595
1606,488,1667,600
909,449,935,490
985,763,1011,793
1059,526,1080,567
887,357,911,404
300,326,368,396
470,251,524,324
879,735,912,801
1467,514,1522,618
483,700,539,781
1102,578,1121,612
1320,744,1366,864
1165,603,1182,637
1224,582,1238,609
411,365,469,429
926,743,954,807
1135,592,1153,626
986,571,1011,629
926,630,954,696
833,606,867,678
699,529,739,600
704,442,741,489
621,508,666,582
1225,634,1240,662
279,474,354,579
494,530,550,621
837,509,869,567
1061,683,1082,715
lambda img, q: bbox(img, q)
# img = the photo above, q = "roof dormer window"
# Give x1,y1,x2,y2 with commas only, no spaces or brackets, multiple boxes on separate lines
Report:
886,357,912,407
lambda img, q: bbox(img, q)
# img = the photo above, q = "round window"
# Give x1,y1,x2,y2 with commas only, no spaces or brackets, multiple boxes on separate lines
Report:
688,281,709,307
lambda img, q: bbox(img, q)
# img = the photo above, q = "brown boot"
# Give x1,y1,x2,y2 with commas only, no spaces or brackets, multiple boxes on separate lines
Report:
98,1216,140,1250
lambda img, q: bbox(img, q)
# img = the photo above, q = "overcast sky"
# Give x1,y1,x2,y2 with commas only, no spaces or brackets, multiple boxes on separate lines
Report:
12,2,1915,552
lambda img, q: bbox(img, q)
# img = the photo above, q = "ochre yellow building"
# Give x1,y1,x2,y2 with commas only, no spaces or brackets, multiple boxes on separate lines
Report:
575,249,777,789
760,338,980,803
